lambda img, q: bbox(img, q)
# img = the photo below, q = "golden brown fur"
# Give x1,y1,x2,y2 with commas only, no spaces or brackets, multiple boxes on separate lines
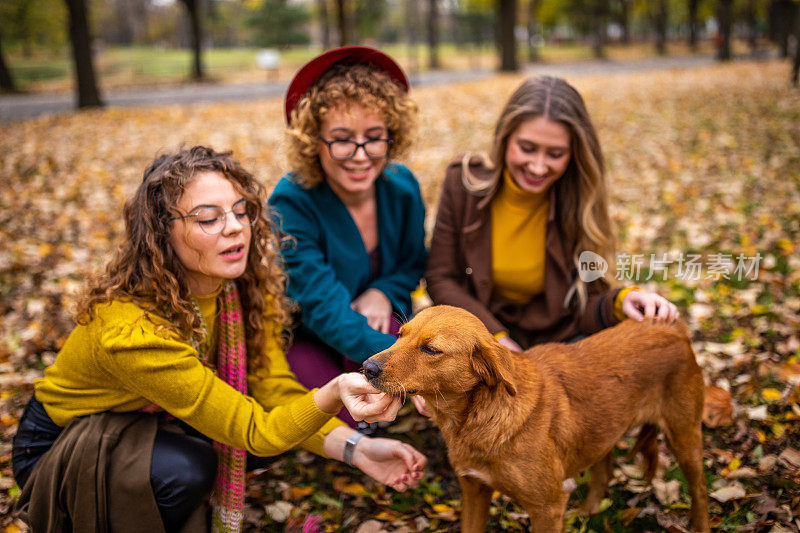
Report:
364,305,709,532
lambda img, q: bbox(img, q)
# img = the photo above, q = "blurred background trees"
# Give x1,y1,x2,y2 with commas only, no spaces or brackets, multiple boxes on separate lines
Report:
0,0,798,101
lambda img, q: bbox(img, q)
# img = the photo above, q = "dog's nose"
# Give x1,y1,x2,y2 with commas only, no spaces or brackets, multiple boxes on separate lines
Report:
363,359,383,381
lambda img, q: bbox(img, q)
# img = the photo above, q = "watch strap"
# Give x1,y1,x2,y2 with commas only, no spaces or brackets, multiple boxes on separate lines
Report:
343,431,364,467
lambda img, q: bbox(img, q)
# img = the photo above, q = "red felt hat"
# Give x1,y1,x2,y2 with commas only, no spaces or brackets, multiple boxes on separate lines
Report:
284,46,409,124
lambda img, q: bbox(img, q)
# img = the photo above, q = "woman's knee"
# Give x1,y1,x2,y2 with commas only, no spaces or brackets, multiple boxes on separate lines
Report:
150,429,217,528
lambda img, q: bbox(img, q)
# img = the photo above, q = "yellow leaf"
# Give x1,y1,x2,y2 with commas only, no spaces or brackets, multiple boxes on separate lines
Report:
728,457,741,472
772,423,785,438
756,430,766,443
3,525,22,533
290,485,313,499
432,504,454,513
762,388,782,401
777,238,793,254
423,493,436,505
340,482,367,496
38,243,53,257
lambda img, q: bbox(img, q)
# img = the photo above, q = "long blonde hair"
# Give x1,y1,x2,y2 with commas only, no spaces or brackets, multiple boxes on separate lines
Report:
76,146,291,373
464,76,615,310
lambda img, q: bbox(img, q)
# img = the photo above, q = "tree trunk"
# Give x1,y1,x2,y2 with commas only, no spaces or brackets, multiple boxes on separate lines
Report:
0,28,18,93
336,0,348,46
497,0,518,71
688,0,700,51
717,0,733,61
527,0,538,62
654,0,668,55
793,5,800,85
744,0,758,54
590,0,606,59
406,0,419,74
318,0,331,49
64,0,103,108
179,0,204,80
427,0,440,69
619,0,631,45
768,0,789,56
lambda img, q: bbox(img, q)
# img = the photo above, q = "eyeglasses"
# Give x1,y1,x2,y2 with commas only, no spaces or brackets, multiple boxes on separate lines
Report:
320,137,393,160
169,199,260,235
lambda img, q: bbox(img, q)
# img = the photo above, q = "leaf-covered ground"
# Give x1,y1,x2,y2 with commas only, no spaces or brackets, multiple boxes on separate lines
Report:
0,59,798,532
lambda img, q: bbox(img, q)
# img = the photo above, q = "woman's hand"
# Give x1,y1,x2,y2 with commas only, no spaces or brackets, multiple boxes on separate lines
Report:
314,373,402,423
352,288,393,333
497,334,523,352
352,436,427,492
411,395,432,418
622,290,679,322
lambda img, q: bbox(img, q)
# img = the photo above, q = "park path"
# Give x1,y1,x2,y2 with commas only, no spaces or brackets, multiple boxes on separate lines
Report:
0,54,716,123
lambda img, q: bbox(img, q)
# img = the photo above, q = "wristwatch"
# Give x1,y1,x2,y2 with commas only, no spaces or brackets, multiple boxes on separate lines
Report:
343,431,364,467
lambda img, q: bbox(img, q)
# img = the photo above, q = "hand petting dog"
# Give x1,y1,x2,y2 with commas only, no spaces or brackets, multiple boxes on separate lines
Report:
622,290,680,322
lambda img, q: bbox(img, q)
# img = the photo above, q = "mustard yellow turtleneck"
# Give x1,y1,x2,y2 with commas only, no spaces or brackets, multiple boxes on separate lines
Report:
490,170,550,305
489,171,637,331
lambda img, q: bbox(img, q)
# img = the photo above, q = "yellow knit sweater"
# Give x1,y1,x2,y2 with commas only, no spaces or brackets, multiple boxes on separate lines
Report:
34,292,344,458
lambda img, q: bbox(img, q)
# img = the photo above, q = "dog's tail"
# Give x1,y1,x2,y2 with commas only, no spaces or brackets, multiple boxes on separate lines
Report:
629,424,660,483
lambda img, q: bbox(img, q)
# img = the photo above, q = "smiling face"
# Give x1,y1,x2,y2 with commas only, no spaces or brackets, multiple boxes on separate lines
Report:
168,170,251,295
318,102,389,202
505,115,572,194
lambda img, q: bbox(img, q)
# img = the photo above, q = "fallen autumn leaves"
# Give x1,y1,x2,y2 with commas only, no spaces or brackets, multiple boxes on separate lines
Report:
1,59,799,531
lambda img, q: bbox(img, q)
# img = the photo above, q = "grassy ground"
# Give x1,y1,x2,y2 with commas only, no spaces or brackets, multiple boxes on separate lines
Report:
3,39,753,93
0,59,798,531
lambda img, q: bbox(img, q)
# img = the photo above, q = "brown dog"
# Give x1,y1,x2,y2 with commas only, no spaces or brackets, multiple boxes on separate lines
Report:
364,305,709,532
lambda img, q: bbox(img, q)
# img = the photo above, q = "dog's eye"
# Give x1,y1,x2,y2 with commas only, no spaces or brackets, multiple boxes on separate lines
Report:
420,343,442,355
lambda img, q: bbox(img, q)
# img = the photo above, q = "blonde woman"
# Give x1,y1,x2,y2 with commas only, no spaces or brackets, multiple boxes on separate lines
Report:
425,76,678,354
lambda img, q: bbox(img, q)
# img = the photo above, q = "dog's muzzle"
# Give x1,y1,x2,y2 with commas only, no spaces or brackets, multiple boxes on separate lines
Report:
363,359,383,382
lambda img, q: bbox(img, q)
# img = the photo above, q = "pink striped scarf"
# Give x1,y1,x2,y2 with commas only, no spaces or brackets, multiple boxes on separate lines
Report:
209,280,248,533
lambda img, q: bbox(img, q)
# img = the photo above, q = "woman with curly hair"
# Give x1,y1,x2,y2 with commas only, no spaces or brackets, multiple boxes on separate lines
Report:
268,47,426,428
12,146,426,532
425,76,678,356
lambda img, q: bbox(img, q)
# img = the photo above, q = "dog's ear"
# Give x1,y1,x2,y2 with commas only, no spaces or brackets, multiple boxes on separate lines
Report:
471,338,517,396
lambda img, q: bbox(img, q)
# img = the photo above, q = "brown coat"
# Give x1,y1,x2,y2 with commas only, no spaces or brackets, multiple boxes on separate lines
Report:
424,157,621,348
15,411,207,533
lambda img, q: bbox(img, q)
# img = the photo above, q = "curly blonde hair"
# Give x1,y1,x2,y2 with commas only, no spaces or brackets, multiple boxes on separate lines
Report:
75,146,291,373
286,63,417,188
463,76,616,311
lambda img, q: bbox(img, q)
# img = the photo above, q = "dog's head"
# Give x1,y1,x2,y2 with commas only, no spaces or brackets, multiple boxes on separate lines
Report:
364,305,517,399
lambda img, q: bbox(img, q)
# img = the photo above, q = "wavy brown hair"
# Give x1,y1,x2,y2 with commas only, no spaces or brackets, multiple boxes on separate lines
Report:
75,146,290,373
463,75,616,310
287,63,417,188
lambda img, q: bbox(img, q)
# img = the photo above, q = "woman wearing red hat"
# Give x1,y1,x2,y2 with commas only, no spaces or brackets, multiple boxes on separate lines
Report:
268,47,426,430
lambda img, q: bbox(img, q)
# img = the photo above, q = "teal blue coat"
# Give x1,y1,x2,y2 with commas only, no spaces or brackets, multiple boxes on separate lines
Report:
268,163,427,363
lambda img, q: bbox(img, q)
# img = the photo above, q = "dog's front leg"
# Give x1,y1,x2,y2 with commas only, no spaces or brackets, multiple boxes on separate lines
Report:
522,488,569,533
458,475,492,533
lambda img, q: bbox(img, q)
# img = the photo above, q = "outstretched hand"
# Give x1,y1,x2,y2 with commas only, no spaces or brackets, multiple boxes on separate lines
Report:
353,437,427,492
622,290,679,322
338,372,403,423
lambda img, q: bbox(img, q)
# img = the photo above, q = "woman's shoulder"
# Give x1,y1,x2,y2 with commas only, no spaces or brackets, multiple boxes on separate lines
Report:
91,300,182,347
383,162,422,195
269,172,307,200
442,154,493,193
